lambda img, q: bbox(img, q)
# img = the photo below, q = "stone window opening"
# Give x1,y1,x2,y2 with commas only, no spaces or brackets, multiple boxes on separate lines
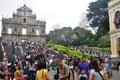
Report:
32,28,34,32
24,11,26,15
42,30,44,34
23,18,26,23
8,28,12,34
36,30,40,35
22,28,27,35
3,27,6,31
15,27,17,31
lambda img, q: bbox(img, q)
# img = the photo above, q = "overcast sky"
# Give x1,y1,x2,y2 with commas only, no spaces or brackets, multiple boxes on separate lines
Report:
0,0,96,34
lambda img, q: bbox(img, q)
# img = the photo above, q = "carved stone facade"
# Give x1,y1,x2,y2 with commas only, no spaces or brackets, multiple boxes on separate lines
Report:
1,5,46,43
108,0,120,57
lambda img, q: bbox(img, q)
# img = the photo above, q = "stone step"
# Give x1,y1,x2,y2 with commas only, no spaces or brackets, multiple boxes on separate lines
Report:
3,45,25,61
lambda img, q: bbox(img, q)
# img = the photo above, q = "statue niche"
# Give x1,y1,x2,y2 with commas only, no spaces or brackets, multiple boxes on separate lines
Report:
114,11,120,29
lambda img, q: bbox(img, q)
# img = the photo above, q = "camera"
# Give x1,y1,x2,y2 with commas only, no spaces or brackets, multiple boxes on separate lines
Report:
54,74,59,80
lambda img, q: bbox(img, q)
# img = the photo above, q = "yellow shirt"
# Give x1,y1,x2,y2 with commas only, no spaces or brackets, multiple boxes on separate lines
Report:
14,70,20,80
36,69,48,80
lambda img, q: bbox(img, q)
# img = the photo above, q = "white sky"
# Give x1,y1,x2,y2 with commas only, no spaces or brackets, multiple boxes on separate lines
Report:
0,0,96,35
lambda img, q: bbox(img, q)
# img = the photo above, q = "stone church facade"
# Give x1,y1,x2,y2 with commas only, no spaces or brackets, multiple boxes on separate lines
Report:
1,5,46,43
108,0,120,57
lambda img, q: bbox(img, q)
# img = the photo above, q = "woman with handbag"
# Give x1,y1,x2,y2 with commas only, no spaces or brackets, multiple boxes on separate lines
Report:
89,60,103,80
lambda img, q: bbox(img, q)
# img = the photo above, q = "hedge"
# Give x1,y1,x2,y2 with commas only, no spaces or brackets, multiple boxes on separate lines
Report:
84,46,111,52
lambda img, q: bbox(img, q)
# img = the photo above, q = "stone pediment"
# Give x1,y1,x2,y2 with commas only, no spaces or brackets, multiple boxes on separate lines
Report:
17,4,32,12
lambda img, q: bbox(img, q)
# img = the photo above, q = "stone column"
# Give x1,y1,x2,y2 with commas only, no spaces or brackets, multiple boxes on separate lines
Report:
108,0,120,57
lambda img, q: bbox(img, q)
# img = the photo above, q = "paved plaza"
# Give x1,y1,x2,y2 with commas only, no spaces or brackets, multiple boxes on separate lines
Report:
111,70,120,80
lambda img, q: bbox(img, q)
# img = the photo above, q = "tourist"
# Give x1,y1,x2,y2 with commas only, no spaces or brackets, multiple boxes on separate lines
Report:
68,59,75,80
28,58,36,80
99,59,109,80
74,67,79,80
104,59,111,79
50,58,57,70
78,68,87,80
36,59,50,80
89,60,103,80
73,58,80,67
108,57,113,77
55,58,71,80
78,56,90,77
14,66,22,80
108,58,112,67
62,56,68,65
23,65,29,80
50,58,57,78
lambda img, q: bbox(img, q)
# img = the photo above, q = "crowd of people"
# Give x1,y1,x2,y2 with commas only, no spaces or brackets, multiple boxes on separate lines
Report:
0,40,116,80
53,56,113,80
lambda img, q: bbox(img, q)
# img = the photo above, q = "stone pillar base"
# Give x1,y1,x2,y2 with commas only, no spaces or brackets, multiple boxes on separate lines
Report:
110,55,119,58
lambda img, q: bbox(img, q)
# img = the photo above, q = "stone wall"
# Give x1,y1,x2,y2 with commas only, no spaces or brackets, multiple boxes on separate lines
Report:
108,0,120,57
1,5,46,43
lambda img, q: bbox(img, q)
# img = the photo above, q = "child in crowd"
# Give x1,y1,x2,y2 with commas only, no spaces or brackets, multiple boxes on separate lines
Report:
78,68,88,80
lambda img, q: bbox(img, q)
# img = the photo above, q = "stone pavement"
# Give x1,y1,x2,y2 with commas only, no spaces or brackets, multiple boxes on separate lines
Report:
111,70,120,80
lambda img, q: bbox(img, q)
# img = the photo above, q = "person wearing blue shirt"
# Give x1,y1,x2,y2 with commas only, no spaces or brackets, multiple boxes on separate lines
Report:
78,57,90,77
108,58,112,68
108,58,113,77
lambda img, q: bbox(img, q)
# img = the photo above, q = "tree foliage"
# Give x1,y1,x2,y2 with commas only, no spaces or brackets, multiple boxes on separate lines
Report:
98,34,110,47
47,0,111,47
46,27,93,46
87,0,110,36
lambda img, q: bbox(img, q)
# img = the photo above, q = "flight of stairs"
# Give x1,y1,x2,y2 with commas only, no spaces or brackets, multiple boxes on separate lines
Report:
3,45,14,61
3,44,25,61
14,46,25,60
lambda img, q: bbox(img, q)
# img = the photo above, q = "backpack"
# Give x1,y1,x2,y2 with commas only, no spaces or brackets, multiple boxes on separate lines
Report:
79,77,87,80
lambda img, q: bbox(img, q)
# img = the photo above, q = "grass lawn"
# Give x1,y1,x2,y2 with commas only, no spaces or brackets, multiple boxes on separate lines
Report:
46,44,95,59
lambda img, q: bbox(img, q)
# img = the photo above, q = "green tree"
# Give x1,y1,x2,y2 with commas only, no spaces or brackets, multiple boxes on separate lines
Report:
46,27,93,46
98,34,110,47
46,27,74,46
73,27,93,46
87,0,110,37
